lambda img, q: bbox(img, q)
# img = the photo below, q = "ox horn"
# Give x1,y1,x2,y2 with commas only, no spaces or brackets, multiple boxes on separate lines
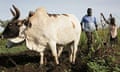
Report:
10,5,20,20
10,8,16,16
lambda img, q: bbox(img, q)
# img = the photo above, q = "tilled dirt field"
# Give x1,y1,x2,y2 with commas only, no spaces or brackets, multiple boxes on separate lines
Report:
0,46,119,72
0,49,87,72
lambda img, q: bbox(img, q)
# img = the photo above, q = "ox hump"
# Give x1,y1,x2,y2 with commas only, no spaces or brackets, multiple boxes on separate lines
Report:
36,7,47,14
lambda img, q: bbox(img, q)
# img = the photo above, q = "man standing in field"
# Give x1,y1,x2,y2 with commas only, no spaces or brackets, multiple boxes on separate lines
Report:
100,13,118,46
81,8,98,53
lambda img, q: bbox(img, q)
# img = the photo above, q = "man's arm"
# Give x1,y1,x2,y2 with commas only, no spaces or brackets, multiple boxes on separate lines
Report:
100,13,109,24
80,21,84,31
80,17,84,31
95,24,98,31
94,17,98,31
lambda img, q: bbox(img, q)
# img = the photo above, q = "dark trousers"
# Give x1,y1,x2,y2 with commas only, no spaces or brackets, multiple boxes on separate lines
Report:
85,32,93,51
110,36,118,45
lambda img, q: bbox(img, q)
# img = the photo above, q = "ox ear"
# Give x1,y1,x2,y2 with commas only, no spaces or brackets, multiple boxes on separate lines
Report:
23,19,32,28
28,11,34,17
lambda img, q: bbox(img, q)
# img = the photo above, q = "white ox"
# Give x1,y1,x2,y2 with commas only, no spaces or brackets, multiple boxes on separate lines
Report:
5,7,81,64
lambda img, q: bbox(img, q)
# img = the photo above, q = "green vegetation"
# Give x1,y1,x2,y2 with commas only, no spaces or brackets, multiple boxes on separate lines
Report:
80,28,120,72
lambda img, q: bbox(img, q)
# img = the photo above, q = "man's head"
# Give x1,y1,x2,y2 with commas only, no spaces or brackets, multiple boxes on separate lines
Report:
110,17,116,25
87,8,92,16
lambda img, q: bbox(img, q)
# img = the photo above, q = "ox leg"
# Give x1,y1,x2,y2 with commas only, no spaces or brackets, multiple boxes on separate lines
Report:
72,42,78,64
70,44,74,63
40,52,44,65
49,41,59,64
58,46,64,57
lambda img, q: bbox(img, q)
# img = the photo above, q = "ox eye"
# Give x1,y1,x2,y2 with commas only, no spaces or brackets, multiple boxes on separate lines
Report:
9,24,12,26
16,23,21,27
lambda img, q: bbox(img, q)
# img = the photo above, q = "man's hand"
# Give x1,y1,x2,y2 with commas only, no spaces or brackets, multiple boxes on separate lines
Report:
96,27,98,31
95,25,98,31
81,28,84,32
100,13,104,16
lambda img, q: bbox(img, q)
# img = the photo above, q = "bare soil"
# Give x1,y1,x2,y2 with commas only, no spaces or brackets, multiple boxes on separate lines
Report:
0,48,87,72
0,46,119,72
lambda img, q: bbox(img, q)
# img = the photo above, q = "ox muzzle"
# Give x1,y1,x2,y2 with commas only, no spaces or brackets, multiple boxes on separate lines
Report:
0,35,25,48
6,39,25,48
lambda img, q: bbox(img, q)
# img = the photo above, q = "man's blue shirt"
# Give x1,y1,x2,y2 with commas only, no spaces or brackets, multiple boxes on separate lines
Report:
81,15,97,32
